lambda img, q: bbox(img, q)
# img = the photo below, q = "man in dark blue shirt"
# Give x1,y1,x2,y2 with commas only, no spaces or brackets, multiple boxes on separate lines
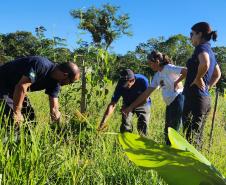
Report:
98,69,151,136
0,56,80,124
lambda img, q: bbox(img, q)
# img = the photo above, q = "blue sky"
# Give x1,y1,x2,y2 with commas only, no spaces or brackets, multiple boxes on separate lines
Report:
0,0,226,54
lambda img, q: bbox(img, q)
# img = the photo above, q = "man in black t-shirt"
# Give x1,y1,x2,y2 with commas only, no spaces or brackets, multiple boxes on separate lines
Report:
0,56,80,123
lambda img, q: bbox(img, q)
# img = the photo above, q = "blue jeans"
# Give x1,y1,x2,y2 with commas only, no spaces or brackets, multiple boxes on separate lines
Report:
165,93,184,145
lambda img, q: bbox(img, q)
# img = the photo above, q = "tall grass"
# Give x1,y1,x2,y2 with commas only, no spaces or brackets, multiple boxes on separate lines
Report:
0,86,225,184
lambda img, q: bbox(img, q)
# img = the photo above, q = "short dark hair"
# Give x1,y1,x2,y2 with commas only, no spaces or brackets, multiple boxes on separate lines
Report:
191,22,217,41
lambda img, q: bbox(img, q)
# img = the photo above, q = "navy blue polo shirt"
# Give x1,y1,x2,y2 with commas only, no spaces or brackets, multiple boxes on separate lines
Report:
112,74,151,106
0,56,60,97
183,42,217,96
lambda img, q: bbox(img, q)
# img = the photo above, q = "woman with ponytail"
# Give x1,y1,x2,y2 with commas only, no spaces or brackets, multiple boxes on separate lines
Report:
123,51,187,145
183,22,221,149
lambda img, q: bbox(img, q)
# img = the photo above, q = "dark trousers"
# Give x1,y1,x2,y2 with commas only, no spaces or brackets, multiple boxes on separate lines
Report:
0,94,35,124
120,104,150,136
165,93,184,145
182,95,211,149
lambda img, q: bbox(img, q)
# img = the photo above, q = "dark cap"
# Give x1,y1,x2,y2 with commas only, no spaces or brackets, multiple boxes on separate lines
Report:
119,69,135,87
119,69,135,81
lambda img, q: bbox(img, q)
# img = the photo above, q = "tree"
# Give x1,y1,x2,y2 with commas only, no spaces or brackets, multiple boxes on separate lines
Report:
136,34,193,67
113,51,150,81
72,42,116,113
0,34,8,63
70,4,131,112
1,31,39,59
35,26,70,62
54,47,72,63
213,46,226,82
70,4,132,50
160,34,193,66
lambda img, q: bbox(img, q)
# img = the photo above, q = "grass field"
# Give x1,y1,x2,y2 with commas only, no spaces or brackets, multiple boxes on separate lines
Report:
0,85,225,184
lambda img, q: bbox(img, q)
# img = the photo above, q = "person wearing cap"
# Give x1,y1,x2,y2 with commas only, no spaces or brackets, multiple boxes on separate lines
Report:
123,51,187,145
0,56,80,124
183,22,221,149
98,69,151,136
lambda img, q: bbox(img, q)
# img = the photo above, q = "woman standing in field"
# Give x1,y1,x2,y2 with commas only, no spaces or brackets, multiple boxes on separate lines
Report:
182,22,221,149
123,51,187,145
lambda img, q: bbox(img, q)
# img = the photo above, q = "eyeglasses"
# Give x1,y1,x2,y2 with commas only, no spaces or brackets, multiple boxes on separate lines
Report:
190,32,194,38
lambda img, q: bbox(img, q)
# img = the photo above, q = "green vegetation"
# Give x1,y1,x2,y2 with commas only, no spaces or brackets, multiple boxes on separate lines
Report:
119,129,226,185
0,3,225,184
0,88,225,184
70,4,132,50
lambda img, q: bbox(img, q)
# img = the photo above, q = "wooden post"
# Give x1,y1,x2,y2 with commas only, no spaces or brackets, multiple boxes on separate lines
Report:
208,88,219,151
80,59,86,113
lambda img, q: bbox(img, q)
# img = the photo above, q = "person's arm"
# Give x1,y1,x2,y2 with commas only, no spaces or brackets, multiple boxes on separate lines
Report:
174,67,187,90
209,64,221,89
13,76,32,123
122,86,156,116
49,96,61,122
191,52,210,90
98,102,117,131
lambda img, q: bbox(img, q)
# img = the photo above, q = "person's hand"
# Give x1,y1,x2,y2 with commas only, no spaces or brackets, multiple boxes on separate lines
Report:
174,81,180,91
191,78,205,90
174,81,179,91
97,122,108,132
51,110,61,122
122,106,133,117
174,81,183,92
13,111,24,124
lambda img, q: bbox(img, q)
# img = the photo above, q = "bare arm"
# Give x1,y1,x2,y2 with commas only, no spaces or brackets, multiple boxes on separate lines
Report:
13,76,32,123
192,52,210,90
209,64,221,88
175,67,187,84
197,52,210,79
122,86,156,115
174,67,187,90
49,96,61,122
98,102,117,130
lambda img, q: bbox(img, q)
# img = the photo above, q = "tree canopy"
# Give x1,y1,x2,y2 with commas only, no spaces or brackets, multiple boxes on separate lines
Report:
70,4,132,50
